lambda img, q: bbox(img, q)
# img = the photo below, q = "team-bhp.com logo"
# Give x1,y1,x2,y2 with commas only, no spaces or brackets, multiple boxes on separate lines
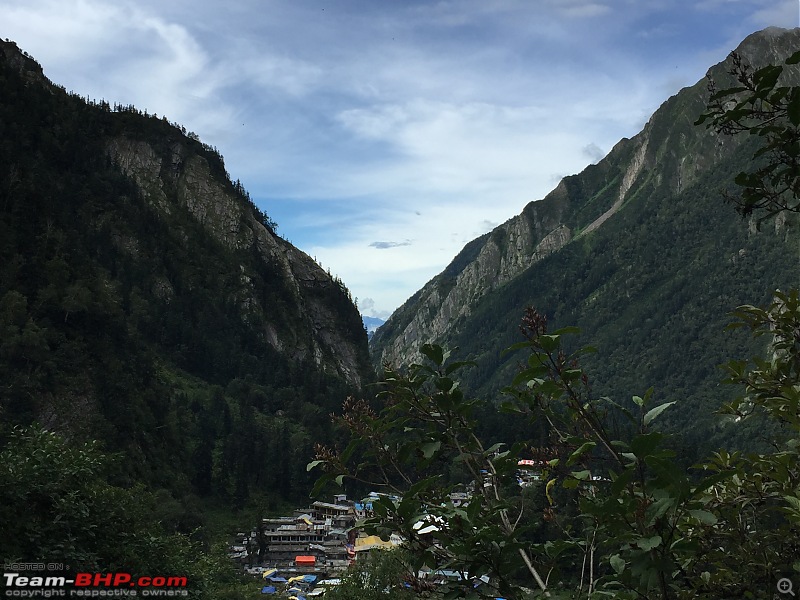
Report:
3,571,188,597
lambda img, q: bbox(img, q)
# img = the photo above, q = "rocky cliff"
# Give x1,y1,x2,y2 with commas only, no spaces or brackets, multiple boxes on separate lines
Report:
371,27,800,371
104,135,367,386
0,39,369,391
0,39,372,497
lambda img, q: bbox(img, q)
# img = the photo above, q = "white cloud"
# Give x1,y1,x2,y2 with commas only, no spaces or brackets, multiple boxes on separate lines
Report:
582,143,606,163
227,49,323,98
0,0,233,131
556,1,612,18
0,0,121,79
370,240,413,249
749,1,799,27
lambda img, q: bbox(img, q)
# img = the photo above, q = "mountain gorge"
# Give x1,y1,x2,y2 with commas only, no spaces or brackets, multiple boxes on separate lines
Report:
371,27,800,452
1,25,799,594
0,38,372,502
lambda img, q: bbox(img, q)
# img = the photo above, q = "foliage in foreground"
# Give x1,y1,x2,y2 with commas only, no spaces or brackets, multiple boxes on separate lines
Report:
324,549,418,600
312,291,800,599
697,48,800,219
0,425,251,599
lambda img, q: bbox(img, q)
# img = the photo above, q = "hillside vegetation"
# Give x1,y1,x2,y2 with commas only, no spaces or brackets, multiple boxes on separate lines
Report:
371,28,800,457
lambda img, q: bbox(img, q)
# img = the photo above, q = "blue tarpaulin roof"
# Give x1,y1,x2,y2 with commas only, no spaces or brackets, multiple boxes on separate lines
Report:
267,577,288,583
302,575,317,583
261,586,276,594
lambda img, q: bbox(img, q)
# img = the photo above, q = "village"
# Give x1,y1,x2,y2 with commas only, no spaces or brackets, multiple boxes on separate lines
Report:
227,458,552,598
228,493,404,597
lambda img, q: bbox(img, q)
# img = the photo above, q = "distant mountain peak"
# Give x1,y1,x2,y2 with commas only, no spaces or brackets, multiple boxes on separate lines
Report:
362,315,385,340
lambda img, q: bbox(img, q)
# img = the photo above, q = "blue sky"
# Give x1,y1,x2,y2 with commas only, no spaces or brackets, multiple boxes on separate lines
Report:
2,0,797,319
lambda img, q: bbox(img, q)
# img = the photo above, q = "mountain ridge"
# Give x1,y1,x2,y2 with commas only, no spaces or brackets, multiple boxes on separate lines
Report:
371,27,800,370
0,38,372,498
369,28,800,451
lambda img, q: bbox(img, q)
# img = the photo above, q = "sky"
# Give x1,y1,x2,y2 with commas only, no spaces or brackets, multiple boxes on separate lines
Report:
1,0,798,319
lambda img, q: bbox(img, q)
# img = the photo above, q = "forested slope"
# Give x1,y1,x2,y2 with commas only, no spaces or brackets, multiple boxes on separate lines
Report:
371,27,800,456
0,39,373,504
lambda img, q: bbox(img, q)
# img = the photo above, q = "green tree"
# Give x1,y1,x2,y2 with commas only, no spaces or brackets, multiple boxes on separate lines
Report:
312,345,551,598
0,425,251,598
324,549,418,600
313,293,800,599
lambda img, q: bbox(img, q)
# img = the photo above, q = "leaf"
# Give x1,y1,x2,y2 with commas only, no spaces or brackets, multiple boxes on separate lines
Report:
483,442,505,456
420,440,441,459
688,509,718,525
788,89,800,126
420,344,444,366
501,340,533,356
643,401,676,426
552,326,581,335
646,496,675,525
636,535,662,551
537,334,560,352
693,470,735,494
546,479,557,505
444,360,476,376
309,472,336,498
610,554,625,574
630,432,664,458
646,456,690,495
340,438,360,464
753,64,783,92
567,441,596,466
306,460,324,472
610,467,635,496
434,377,455,392
498,401,523,414
784,495,800,512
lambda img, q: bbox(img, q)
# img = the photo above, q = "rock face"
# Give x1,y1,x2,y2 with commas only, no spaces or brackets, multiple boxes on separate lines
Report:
371,27,800,369
0,38,370,389
0,40,47,85
372,108,661,367
105,135,369,386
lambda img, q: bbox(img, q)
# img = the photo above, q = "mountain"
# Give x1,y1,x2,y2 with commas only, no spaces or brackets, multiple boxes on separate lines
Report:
0,39,372,501
362,315,386,339
370,27,800,452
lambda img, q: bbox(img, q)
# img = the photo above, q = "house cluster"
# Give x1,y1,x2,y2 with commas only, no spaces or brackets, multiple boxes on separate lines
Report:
230,494,401,577
228,491,516,598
